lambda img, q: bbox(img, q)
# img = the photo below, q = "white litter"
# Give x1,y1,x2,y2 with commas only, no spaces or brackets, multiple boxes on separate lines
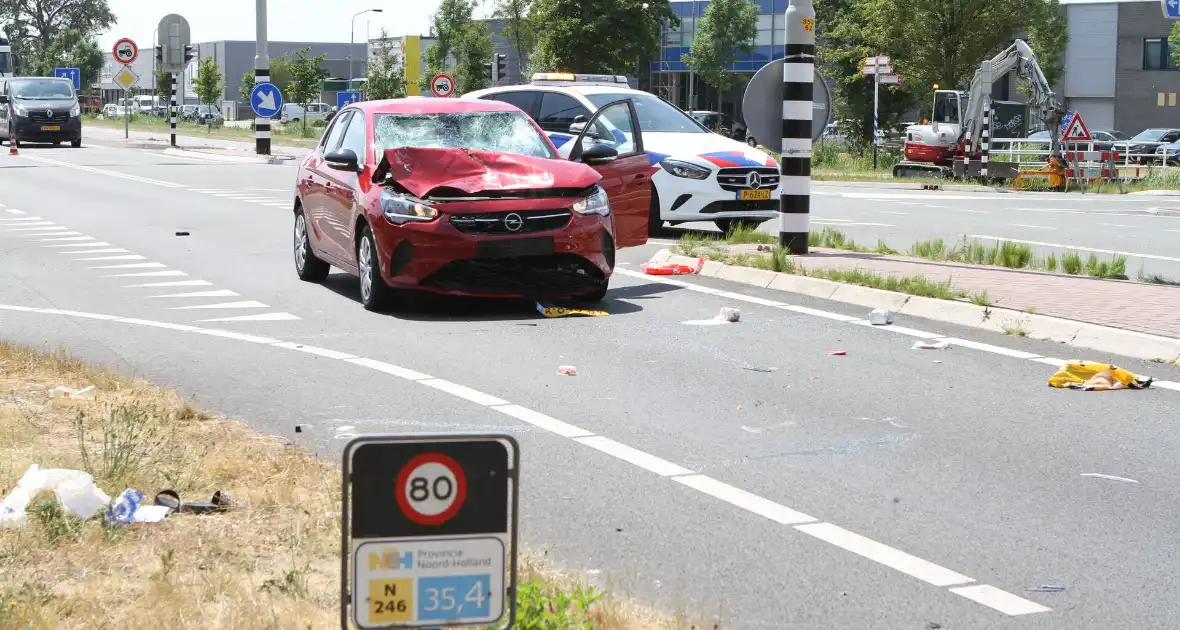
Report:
1080,473,1139,484
48,385,96,399
0,464,111,528
682,307,741,326
869,309,894,326
912,340,950,350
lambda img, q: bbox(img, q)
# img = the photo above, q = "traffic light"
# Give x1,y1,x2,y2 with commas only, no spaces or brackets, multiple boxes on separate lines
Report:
485,61,494,83
183,44,197,65
494,54,507,82
155,45,164,64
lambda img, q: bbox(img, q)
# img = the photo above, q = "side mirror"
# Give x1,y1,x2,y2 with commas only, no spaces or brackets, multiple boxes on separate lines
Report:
568,121,587,134
580,142,618,165
325,148,361,172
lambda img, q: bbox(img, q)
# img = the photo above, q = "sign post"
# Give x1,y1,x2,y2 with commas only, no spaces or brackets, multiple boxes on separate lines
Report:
341,434,519,629
250,82,283,124
430,73,456,98
157,15,191,147
113,64,139,140
253,0,270,155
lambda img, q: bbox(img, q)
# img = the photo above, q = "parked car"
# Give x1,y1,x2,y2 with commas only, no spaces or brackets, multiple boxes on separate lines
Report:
1026,129,1128,153
292,97,651,310
280,102,330,124
1114,128,1180,164
466,74,782,235
194,105,222,125
101,103,121,118
0,76,82,147
689,110,755,147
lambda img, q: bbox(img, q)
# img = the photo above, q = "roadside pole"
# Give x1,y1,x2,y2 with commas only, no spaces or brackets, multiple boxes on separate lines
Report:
872,53,879,170
779,0,815,254
255,0,271,156
170,73,178,147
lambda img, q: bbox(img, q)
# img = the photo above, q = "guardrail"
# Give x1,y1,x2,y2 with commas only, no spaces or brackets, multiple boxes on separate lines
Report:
989,138,1175,179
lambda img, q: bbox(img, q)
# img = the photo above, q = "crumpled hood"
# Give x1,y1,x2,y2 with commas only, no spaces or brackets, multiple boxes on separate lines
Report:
379,147,602,198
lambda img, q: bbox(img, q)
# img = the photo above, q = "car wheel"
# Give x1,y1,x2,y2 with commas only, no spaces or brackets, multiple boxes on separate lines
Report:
71,138,82,148
647,185,663,236
747,136,758,147
578,283,609,303
293,207,330,282
357,226,395,312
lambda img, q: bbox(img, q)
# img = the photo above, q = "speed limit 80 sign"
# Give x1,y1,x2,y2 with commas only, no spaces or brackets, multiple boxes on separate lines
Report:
342,434,520,629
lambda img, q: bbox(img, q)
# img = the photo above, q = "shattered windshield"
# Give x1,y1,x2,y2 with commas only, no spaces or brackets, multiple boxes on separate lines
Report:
373,111,556,159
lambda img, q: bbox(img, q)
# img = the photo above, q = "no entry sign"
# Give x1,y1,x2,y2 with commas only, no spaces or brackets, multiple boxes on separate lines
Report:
341,434,520,629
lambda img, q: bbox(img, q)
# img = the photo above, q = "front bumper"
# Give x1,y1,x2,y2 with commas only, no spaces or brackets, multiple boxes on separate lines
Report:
368,205,614,298
13,116,81,141
655,166,780,222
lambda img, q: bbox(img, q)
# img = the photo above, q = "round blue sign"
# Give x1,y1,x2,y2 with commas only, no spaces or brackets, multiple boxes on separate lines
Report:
250,82,283,118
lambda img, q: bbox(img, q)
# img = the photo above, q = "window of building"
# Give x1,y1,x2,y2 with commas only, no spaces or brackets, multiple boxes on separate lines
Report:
1144,38,1178,70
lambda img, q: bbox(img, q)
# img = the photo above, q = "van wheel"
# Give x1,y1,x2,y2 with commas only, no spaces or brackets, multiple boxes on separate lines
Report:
71,138,82,148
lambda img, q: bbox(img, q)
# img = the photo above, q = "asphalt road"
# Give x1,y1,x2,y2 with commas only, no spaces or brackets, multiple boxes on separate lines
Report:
673,183,1180,280
3,141,1180,629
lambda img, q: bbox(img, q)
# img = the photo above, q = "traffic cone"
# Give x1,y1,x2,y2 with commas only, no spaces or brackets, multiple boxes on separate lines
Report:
7,132,17,156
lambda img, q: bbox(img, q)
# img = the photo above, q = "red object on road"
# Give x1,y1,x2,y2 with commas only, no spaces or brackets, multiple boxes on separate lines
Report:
641,258,704,275
291,97,654,309
8,131,16,156
828,350,847,356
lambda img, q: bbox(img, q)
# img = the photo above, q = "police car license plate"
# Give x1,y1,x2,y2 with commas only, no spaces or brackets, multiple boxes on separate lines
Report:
41,125,61,131
739,189,771,201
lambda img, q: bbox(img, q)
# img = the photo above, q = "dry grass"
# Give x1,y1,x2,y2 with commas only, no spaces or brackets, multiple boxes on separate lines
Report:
0,341,698,630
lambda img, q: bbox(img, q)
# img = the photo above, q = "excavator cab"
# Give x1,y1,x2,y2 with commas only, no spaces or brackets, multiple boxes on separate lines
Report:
930,90,967,131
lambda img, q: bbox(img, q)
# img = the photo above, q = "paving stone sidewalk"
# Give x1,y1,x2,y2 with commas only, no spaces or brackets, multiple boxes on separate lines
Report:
773,247,1180,339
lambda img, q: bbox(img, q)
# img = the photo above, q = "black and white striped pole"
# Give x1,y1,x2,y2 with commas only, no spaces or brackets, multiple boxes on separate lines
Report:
980,103,992,182
170,73,178,147
255,0,271,155
779,0,815,254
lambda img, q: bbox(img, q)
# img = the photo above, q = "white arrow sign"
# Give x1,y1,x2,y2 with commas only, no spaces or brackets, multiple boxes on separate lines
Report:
257,89,276,111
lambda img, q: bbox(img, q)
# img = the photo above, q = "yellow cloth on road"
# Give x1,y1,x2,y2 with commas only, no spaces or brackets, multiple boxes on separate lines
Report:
536,303,608,318
1048,360,1153,391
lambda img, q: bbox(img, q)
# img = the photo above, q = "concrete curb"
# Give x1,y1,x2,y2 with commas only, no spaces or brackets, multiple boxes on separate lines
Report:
1131,190,1180,197
162,147,296,165
812,180,1007,193
650,250,1180,364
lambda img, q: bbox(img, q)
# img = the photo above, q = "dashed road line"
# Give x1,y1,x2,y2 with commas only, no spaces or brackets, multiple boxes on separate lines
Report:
149,290,240,298
1011,224,1056,230
168,300,269,310
0,302,1055,618
5,209,25,214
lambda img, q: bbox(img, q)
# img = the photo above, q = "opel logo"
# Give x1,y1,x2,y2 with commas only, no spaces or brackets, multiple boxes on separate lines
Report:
503,213,524,232
746,171,762,188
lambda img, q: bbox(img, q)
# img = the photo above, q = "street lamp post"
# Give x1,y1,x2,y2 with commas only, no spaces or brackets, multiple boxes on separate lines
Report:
350,8,383,91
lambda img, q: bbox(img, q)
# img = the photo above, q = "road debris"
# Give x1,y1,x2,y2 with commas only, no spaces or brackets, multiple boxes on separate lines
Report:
640,258,704,275
536,302,608,318
153,489,233,515
557,365,578,376
1026,584,1066,593
828,350,847,356
1081,473,1139,484
1048,360,1153,390
869,309,893,325
0,465,111,527
105,488,170,525
334,425,359,439
683,307,741,326
744,366,778,373
912,340,950,350
48,385,95,399
175,231,190,236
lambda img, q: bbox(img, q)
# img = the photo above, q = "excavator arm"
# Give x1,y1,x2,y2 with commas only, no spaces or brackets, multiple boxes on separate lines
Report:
958,39,1065,156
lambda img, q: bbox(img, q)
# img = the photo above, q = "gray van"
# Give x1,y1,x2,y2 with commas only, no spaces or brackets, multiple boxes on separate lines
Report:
0,76,82,147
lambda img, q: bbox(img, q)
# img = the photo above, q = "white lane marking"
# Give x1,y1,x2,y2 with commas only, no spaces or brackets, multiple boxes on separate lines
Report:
23,232,83,237
490,404,594,438
73,255,147,261
196,312,301,322
674,474,816,525
38,309,120,320
812,220,894,227
420,378,508,406
36,236,93,242
18,154,185,188
1029,357,1067,367
1010,208,1085,215
611,268,1179,392
795,523,975,587
0,302,1054,616
0,223,58,229
263,202,292,208
0,217,43,221
573,436,694,476
966,235,1180,263
89,262,167,270
837,192,998,200
5,209,25,214
878,211,910,215
344,357,431,381
850,321,940,338
1096,222,1136,228
1011,224,1056,230
58,248,129,254
949,585,1052,616
150,290,240,298
125,280,211,287
43,241,110,247
103,270,187,278
168,300,268,310
269,341,356,359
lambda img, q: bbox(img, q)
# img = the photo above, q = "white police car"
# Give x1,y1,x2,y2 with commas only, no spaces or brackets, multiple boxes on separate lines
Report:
464,73,780,235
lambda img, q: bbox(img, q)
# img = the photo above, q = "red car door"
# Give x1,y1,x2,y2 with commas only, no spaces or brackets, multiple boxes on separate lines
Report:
568,99,650,248
302,112,352,264
320,110,370,265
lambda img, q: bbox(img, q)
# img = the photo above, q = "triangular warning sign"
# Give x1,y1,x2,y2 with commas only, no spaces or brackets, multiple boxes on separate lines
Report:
1062,111,1092,142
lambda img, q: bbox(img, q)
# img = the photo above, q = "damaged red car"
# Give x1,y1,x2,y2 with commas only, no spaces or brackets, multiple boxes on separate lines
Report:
292,97,652,311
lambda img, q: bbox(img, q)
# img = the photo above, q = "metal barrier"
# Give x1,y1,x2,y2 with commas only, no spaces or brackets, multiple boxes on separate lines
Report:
991,138,1175,179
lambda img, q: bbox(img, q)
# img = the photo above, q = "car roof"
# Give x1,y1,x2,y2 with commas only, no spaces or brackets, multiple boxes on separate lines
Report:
351,98,519,115
465,84,644,99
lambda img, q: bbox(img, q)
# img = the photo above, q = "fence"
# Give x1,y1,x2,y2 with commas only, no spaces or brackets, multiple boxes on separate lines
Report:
990,138,1176,180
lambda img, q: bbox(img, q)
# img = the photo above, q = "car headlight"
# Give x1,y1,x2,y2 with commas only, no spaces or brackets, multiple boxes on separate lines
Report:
571,185,611,216
380,190,438,225
69,104,80,117
12,104,27,117
660,158,711,180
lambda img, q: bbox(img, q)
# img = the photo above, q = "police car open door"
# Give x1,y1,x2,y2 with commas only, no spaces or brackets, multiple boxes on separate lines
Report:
568,99,651,248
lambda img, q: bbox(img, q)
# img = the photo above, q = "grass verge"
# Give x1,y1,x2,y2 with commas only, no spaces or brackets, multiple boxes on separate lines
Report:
807,268,968,300
85,114,321,149
0,341,693,629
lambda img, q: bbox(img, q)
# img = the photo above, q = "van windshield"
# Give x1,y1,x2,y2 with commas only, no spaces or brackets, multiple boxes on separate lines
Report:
10,78,74,100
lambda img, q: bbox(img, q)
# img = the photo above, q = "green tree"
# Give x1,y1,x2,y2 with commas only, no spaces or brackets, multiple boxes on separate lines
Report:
495,0,536,76
365,30,407,99
286,48,329,133
1027,0,1068,87
0,0,114,67
240,72,256,104
418,0,477,92
530,0,678,75
155,67,174,109
683,0,759,99
194,57,225,106
456,22,493,93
